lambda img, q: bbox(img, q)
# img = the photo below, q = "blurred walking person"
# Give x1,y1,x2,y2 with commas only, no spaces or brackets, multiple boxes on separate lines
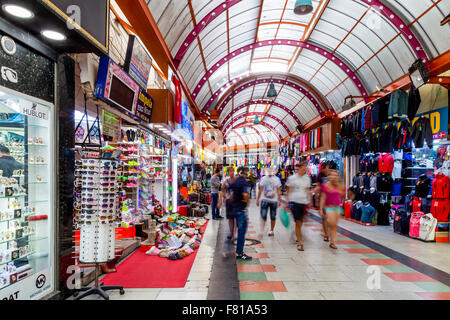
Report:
210,168,224,220
256,167,281,238
286,162,312,251
320,170,345,249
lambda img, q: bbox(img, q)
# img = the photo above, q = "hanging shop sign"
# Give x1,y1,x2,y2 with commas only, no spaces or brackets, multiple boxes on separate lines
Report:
95,56,141,115
41,0,109,55
124,36,152,89
102,109,121,139
178,100,194,139
135,89,153,123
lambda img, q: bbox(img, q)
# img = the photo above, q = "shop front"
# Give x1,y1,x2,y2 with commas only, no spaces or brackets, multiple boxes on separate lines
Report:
339,83,449,239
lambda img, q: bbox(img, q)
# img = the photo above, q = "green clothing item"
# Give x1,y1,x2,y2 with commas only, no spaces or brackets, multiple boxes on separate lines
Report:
388,89,408,119
248,174,257,185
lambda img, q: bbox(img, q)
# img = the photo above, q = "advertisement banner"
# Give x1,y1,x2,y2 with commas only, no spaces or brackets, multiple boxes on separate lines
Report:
135,89,153,123
0,268,53,300
124,36,152,89
102,109,121,139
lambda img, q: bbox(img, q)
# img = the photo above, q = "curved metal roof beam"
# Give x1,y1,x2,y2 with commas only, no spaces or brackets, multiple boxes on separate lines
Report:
216,80,322,118
203,72,332,114
224,121,283,142
361,0,429,66
174,0,429,71
191,40,368,100
221,100,302,128
223,112,291,137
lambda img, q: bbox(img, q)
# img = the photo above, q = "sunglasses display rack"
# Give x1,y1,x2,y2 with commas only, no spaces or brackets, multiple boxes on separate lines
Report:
74,158,119,263
111,142,142,227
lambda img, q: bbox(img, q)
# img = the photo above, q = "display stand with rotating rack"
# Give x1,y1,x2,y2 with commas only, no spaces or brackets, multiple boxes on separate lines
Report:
72,103,124,300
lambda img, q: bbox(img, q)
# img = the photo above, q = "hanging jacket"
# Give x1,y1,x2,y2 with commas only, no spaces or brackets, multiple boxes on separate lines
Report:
380,123,398,153
388,89,409,120
412,117,433,148
373,126,384,153
361,107,365,133
394,119,412,150
408,84,421,121
364,104,375,130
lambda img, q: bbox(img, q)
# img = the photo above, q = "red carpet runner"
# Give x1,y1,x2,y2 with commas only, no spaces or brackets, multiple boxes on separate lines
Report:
101,221,208,288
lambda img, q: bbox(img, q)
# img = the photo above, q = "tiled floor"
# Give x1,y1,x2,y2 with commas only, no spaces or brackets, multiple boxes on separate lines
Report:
76,199,450,300
235,200,450,300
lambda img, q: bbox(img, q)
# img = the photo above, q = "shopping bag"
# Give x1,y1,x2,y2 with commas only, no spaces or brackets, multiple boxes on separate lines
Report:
280,208,292,229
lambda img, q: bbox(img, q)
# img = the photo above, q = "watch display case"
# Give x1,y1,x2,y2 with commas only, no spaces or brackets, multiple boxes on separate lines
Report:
0,88,54,298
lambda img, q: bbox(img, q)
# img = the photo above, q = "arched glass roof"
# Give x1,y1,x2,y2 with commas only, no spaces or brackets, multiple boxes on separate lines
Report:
147,0,450,147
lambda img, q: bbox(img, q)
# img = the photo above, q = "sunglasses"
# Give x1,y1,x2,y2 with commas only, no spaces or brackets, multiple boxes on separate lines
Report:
100,182,115,187
100,177,115,181
100,209,115,214
82,182,96,186
81,177,95,181
77,220,93,225
81,209,97,214
101,171,116,175
99,187,118,192
82,159,98,164
103,162,117,168
78,214,94,219
82,166,98,170
82,204,99,209
101,204,115,208
79,170,99,175
99,215,113,220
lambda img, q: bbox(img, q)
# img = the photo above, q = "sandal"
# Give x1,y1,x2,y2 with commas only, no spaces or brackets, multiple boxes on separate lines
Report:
297,244,304,251
323,236,329,242
329,243,338,249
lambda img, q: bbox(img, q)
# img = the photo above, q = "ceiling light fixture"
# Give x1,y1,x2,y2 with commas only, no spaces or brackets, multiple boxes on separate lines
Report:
408,59,429,89
294,0,314,15
41,30,66,41
267,81,277,98
3,4,34,19
253,115,260,124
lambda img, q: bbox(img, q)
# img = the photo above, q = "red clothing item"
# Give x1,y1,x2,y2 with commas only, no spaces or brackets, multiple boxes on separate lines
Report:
413,197,422,212
432,174,450,199
431,200,450,222
378,153,394,173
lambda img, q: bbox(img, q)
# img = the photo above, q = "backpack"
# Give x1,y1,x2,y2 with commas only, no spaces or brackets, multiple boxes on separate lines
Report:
419,213,438,241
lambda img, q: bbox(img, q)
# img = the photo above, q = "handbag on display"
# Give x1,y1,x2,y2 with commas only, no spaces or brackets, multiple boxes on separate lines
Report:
419,213,438,241
409,212,424,238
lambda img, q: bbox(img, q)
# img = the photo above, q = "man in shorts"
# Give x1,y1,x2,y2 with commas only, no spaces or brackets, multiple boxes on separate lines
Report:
256,167,281,238
286,162,312,251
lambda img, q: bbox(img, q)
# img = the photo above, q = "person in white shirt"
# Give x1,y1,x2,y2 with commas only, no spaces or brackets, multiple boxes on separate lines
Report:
285,162,312,251
256,167,282,237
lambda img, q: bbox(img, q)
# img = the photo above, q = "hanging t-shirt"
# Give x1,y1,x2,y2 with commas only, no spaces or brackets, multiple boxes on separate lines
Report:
259,175,282,203
286,174,311,204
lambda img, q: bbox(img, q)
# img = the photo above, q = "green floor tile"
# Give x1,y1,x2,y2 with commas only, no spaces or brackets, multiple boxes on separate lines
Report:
363,253,389,259
240,292,275,300
236,259,261,265
337,237,353,241
414,282,450,293
384,265,418,273
345,244,369,249
238,272,267,281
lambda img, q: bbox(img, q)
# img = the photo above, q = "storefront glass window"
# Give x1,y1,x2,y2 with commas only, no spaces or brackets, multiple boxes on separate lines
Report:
0,89,54,299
